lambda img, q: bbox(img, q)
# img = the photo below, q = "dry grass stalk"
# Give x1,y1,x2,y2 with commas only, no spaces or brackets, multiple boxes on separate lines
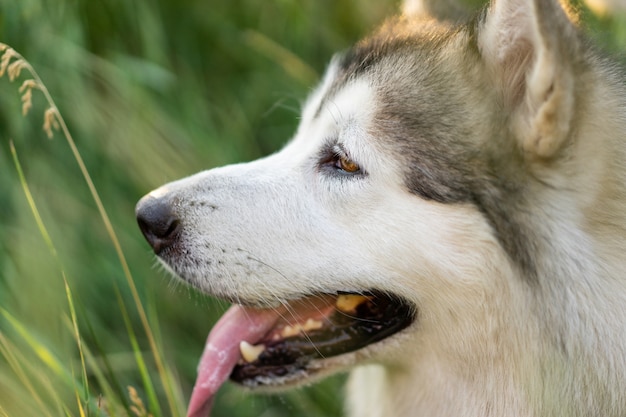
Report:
128,386,153,417
0,43,60,137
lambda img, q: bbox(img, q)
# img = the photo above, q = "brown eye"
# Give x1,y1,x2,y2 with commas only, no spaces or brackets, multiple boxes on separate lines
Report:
319,143,364,176
337,156,360,173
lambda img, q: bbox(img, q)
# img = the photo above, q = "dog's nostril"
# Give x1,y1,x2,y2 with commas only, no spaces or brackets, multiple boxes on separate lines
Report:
135,195,181,254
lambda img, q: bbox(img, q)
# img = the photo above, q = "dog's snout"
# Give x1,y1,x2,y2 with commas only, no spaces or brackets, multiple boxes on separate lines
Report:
136,194,180,254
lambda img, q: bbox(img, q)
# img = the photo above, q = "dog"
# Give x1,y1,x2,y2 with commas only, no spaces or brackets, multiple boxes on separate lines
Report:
136,0,626,415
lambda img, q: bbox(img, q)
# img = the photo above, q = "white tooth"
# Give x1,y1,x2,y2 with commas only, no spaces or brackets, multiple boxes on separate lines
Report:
280,319,323,339
239,341,265,363
336,294,368,313
303,318,323,331
281,324,301,338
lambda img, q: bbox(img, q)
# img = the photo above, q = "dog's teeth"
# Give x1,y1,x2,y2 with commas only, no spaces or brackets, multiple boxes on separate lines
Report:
239,341,265,363
281,325,301,338
280,319,323,339
304,318,323,331
336,294,368,313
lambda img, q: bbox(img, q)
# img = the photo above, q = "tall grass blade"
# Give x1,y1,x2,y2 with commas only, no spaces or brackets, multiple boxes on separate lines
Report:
61,313,126,417
9,140,56,257
242,30,318,85
0,308,71,384
64,276,90,412
114,284,161,417
0,332,55,417
10,139,95,414
74,389,87,417
76,301,131,412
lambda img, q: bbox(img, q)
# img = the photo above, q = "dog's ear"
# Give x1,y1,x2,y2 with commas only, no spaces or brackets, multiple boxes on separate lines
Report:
403,0,471,21
479,0,580,159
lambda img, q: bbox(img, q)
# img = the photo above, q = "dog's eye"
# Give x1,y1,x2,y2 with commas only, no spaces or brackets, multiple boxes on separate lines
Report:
318,143,364,176
336,155,361,173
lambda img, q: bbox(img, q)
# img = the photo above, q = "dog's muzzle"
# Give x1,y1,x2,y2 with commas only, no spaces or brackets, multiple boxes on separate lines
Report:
135,194,180,254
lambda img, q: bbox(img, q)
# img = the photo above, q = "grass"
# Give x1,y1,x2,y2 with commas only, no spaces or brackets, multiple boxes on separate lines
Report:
1,43,181,416
0,1,392,416
0,1,625,416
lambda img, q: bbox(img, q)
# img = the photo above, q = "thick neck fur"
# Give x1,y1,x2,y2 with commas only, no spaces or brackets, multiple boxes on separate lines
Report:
346,60,626,417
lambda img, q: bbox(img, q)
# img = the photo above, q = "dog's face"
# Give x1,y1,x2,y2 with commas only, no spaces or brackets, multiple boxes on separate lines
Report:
138,19,512,414
138,16,515,297
137,0,595,415
142,37,498,306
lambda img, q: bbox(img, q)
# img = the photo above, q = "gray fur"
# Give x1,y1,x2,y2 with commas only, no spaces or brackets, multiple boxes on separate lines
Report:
137,1,626,416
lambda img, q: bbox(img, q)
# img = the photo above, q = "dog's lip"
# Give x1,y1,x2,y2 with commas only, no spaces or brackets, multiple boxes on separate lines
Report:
186,291,416,417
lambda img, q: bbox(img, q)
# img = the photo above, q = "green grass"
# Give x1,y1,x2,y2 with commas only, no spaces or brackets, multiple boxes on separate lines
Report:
0,1,625,416
0,1,394,416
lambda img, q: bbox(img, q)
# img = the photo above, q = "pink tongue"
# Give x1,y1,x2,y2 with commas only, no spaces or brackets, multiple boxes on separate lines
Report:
186,304,286,417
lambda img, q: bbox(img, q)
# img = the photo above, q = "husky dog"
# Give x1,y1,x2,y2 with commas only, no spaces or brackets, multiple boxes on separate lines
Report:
136,0,626,415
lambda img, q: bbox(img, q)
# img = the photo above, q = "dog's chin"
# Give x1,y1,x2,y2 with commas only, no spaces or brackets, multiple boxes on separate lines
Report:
229,291,417,389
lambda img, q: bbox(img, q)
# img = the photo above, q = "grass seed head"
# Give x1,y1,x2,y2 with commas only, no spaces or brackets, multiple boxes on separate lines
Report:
19,80,39,116
19,79,38,92
21,88,32,116
0,47,16,78
128,386,152,417
7,59,26,81
43,107,60,139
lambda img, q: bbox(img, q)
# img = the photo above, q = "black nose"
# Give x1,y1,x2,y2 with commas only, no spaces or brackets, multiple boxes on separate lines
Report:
136,194,180,254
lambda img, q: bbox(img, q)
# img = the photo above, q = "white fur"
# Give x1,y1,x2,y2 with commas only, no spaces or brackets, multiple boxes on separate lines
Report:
141,0,626,415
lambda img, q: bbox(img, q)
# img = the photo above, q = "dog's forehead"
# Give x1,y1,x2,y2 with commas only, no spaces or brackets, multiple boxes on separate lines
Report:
314,17,459,118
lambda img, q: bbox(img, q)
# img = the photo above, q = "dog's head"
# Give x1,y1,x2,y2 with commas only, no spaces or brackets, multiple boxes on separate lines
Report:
136,0,603,415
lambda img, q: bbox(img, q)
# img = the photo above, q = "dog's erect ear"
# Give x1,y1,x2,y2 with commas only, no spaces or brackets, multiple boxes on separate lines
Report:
479,0,580,159
403,0,471,21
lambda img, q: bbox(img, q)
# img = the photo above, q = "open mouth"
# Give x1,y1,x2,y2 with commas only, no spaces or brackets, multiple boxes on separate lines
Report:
232,291,415,384
187,291,416,417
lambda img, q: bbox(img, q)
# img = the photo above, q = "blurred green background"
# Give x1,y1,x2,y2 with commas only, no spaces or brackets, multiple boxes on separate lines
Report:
0,0,624,416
